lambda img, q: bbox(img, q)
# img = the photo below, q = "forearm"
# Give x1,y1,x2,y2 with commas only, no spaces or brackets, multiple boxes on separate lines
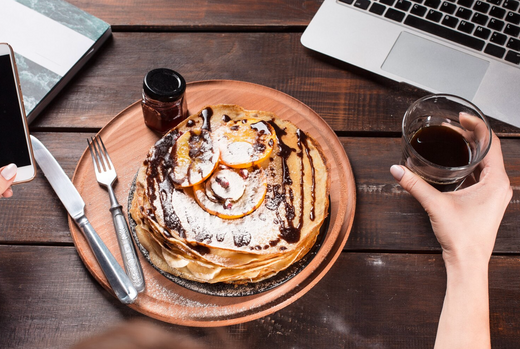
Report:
434,260,491,349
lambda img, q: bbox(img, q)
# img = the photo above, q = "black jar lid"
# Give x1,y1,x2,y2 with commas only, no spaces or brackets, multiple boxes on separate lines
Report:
143,68,186,102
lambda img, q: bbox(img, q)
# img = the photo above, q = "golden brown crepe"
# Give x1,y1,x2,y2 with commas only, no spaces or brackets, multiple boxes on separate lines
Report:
130,104,330,284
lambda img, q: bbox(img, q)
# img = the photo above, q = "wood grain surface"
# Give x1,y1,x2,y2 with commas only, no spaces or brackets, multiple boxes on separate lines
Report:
1,0,520,347
65,0,323,30
28,32,520,135
1,246,519,349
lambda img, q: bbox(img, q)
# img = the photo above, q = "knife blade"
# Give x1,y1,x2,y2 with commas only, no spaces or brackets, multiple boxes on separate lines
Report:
31,136,138,304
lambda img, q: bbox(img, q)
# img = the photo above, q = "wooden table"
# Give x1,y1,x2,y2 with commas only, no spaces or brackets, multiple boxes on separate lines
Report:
1,1,519,348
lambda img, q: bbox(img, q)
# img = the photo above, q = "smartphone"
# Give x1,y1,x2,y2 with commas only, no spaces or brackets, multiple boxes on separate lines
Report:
0,43,36,184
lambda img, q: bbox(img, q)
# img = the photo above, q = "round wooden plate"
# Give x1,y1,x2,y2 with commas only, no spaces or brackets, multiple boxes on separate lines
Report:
70,80,356,327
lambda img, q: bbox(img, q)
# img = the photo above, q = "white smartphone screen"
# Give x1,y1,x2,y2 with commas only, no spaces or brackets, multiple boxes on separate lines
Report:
0,45,35,182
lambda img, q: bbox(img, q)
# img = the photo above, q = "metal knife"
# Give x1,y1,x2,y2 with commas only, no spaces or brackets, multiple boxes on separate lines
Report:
31,136,138,304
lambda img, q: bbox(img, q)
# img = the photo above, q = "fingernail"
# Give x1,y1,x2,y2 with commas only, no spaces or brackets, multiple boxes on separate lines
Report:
1,164,17,180
390,165,405,181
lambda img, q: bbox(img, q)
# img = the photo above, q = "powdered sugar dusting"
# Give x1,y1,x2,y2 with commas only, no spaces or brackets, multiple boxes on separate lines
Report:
142,277,258,321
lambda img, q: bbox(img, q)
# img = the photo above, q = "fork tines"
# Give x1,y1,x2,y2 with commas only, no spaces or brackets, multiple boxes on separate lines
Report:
88,136,113,173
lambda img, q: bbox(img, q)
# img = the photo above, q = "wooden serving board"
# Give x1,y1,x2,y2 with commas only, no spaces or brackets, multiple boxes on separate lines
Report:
70,80,356,326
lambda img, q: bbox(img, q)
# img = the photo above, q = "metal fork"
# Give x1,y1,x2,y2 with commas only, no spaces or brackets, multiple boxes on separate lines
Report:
88,136,145,293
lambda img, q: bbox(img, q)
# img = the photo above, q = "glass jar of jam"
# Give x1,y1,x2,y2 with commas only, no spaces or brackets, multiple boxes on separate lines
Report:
141,68,188,134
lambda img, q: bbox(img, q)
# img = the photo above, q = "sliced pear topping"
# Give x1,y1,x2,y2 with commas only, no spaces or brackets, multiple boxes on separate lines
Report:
213,119,276,168
171,129,219,188
193,166,267,219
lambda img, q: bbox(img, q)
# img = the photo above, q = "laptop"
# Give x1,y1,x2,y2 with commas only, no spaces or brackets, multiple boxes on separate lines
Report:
301,0,520,128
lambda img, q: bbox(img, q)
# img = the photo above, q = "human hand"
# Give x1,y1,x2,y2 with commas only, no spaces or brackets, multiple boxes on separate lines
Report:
390,132,512,268
1,164,17,198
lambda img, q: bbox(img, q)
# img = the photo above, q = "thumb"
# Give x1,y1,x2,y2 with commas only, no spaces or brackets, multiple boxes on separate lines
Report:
390,164,441,208
0,164,17,193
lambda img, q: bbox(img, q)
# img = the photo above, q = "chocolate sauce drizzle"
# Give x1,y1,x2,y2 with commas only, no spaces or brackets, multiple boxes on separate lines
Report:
267,120,302,244
195,230,213,244
250,120,271,135
297,129,316,221
169,129,213,187
251,120,271,157
233,231,251,247
145,130,186,238
159,179,185,237
190,244,210,255
264,121,319,244
268,120,294,186
200,107,213,131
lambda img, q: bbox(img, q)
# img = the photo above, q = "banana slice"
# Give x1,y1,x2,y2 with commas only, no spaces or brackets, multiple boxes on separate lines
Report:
213,119,276,169
171,129,219,188
193,166,267,219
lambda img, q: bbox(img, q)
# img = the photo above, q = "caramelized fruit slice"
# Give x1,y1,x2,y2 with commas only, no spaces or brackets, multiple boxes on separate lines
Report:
171,129,219,187
213,119,276,168
193,166,267,219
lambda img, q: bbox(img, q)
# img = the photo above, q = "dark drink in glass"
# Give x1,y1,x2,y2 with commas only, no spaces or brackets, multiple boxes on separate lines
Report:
401,94,491,191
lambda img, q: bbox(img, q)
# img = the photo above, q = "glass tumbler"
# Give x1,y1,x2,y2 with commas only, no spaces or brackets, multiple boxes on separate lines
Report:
401,94,492,191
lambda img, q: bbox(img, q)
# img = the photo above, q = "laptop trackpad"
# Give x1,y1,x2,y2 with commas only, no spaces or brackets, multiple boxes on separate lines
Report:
381,31,489,99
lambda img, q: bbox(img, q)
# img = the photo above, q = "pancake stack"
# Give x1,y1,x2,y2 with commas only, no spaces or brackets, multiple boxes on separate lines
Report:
130,104,330,284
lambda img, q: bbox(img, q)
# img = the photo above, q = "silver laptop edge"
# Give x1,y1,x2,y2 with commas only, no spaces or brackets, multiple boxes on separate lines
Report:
301,0,520,128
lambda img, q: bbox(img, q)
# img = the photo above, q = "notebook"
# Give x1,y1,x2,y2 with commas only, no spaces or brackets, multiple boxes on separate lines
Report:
0,0,111,123
301,0,520,129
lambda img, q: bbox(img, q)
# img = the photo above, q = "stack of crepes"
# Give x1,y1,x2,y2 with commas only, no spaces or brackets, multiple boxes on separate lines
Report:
130,104,330,284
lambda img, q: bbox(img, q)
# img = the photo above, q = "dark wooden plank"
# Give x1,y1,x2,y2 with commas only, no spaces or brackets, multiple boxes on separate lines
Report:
344,137,520,253
1,133,519,253
0,245,518,348
66,0,323,30
29,32,520,135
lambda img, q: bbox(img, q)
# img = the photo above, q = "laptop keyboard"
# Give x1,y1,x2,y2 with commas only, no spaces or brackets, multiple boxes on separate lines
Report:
338,0,520,65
